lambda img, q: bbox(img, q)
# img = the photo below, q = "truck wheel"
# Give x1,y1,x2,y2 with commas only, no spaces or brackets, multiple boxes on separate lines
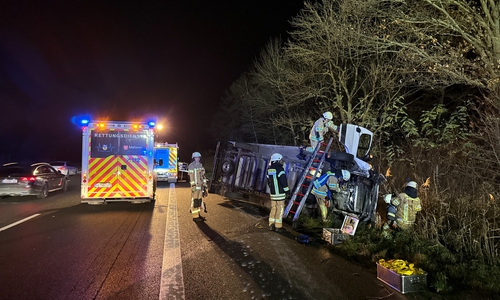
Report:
221,159,235,176
37,184,48,199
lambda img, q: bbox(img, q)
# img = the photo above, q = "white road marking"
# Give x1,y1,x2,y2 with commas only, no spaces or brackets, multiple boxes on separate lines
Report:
159,183,186,299
0,214,41,232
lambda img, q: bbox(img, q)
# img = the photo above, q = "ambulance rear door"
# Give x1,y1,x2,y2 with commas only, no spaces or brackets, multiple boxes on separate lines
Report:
84,128,151,200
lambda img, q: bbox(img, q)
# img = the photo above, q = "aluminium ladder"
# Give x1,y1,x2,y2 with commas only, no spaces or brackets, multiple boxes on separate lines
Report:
283,137,333,221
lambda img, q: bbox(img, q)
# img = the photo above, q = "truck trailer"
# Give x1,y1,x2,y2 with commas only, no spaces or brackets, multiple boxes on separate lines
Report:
209,124,385,224
80,120,156,204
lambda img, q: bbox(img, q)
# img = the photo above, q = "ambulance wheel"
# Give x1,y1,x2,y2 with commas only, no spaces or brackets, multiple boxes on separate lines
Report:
221,159,235,176
37,184,48,199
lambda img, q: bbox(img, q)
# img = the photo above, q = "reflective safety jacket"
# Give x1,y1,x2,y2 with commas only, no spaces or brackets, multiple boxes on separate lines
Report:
267,162,289,201
309,117,338,143
188,161,206,189
395,193,421,229
311,172,340,198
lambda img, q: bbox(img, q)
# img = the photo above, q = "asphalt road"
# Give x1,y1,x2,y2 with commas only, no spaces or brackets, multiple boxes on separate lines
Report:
0,176,413,300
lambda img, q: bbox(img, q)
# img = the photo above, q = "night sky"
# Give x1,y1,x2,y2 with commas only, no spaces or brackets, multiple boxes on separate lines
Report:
0,1,304,163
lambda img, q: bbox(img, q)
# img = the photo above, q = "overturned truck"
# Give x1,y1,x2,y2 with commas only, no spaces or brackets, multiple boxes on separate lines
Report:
209,124,385,224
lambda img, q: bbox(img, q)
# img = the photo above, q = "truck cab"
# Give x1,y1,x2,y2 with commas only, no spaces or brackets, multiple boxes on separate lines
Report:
209,124,385,224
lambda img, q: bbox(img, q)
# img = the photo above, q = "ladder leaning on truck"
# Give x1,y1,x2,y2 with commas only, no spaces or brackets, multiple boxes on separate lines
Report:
80,120,157,204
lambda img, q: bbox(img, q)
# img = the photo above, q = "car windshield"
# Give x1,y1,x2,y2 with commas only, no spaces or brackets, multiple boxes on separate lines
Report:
0,166,33,176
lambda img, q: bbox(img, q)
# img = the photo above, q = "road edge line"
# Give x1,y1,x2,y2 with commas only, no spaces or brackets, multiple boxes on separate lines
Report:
159,183,186,299
0,214,41,232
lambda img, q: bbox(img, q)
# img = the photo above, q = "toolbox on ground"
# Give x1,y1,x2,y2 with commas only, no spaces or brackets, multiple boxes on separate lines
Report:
322,228,349,244
376,262,427,294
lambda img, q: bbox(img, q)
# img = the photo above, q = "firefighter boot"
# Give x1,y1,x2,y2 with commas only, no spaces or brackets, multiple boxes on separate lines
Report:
194,215,206,222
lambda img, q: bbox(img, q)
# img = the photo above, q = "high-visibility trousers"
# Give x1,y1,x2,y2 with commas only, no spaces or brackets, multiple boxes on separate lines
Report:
315,196,328,221
191,198,202,218
269,200,285,228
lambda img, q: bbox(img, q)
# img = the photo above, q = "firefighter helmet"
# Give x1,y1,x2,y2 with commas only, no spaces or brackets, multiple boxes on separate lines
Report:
406,181,417,189
192,152,202,158
323,111,333,120
341,169,350,181
270,153,283,163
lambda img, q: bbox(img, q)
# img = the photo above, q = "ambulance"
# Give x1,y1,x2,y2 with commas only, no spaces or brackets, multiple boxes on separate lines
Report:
80,120,156,204
153,142,179,182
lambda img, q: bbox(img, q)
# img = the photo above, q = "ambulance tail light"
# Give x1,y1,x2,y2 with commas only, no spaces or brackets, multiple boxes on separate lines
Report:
83,173,87,183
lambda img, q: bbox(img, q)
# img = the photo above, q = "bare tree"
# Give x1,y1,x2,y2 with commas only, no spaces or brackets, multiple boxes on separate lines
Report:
285,0,414,137
251,38,316,145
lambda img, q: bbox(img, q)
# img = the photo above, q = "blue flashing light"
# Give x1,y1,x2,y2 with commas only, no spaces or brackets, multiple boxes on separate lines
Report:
148,121,156,128
71,115,92,127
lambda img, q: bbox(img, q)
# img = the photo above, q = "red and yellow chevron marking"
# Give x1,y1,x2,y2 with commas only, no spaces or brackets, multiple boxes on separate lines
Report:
169,147,178,172
88,155,148,198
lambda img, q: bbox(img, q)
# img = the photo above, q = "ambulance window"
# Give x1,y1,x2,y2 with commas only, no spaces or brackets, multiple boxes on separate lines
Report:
120,133,147,156
155,149,169,165
91,131,119,158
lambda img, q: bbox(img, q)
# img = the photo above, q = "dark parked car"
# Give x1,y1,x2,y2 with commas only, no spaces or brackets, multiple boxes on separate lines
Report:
0,162,68,198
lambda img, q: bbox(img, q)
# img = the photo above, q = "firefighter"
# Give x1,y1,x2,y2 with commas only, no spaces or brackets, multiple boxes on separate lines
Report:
381,193,398,238
267,153,290,232
188,151,208,221
382,181,421,235
311,169,350,222
298,111,339,160
395,181,421,230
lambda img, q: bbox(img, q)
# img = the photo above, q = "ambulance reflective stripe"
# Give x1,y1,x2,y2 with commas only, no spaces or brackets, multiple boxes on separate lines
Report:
89,157,119,182
88,156,148,198
169,148,178,172
117,156,148,196
88,156,120,198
